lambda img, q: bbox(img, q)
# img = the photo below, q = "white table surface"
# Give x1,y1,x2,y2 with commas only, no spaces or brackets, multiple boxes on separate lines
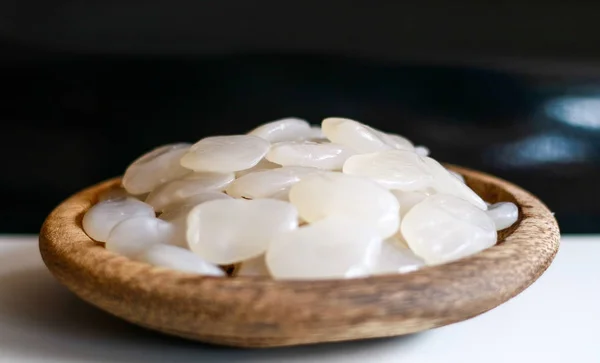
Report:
0,235,598,363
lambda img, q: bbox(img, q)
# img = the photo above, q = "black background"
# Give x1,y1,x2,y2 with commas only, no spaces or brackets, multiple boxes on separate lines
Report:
1,2,599,234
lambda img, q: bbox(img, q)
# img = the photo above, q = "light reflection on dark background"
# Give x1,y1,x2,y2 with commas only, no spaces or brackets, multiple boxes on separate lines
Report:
2,0,600,234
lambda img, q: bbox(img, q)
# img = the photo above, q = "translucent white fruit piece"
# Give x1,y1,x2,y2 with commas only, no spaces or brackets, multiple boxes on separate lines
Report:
322,117,392,153
235,158,280,178
401,194,497,265
236,255,270,277
187,199,298,264
415,145,430,157
248,117,311,143
180,135,270,173
105,216,173,258
343,150,434,191
343,150,482,210
122,143,191,195
322,117,414,153
423,158,487,210
266,217,382,280
82,198,155,242
159,192,232,247
391,190,428,218
226,166,321,199
289,172,400,238
266,141,356,170
371,238,425,275
145,172,234,212
136,244,225,276
345,150,483,209
486,202,519,230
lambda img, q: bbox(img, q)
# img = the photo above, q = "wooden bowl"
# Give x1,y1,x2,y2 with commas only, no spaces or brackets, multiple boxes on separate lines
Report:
39,165,559,348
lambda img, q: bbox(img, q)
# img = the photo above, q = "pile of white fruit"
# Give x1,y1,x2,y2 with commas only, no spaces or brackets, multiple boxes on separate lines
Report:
82,117,519,279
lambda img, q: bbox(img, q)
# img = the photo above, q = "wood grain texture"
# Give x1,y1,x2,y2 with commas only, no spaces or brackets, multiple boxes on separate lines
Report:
39,165,560,348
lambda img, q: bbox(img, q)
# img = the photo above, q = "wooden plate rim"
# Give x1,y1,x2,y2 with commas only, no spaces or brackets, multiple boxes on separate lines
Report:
38,165,560,347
